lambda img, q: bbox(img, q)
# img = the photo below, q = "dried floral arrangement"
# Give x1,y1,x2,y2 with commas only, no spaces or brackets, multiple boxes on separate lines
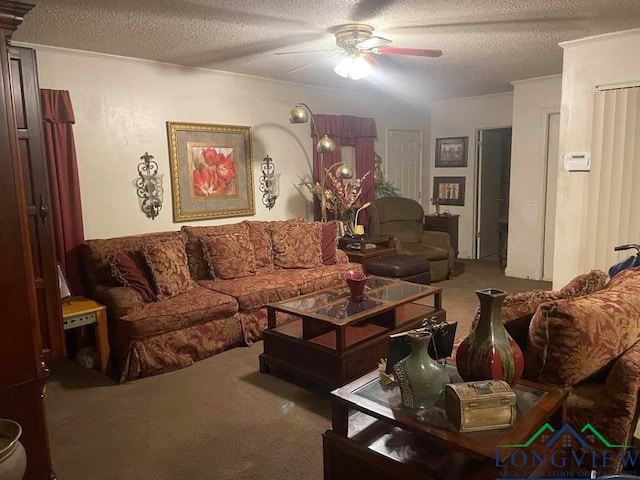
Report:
300,169,370,220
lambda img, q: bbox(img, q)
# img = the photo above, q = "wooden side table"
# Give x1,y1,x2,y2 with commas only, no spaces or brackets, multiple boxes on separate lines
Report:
61,296,110,373
424,214,459,257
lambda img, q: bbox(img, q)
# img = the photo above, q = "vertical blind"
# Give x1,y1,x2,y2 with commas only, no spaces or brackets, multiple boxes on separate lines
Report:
586,86,640,271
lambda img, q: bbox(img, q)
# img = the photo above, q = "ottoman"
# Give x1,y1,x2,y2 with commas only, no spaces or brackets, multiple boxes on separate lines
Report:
366,254,431,284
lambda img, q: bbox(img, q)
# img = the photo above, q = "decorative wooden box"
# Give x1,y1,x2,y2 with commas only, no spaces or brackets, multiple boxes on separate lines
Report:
444,380,516,432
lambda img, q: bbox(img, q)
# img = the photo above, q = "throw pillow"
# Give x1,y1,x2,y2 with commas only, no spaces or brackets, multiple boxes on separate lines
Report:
320,221,338,265
200,232,257,279
243,217,307,268
557,269,609,299
109,251,156,303
143,238,193,300
271,222,323,269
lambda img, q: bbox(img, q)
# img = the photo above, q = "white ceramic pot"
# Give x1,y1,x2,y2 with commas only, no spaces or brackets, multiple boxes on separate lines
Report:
0,419,26,480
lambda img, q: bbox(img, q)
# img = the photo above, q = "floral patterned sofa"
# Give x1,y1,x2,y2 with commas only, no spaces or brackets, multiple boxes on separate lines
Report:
80,219,360,382
458,268,640,474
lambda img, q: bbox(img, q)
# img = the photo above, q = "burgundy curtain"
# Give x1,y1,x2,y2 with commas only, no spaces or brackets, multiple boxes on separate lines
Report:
41,89,85,294
312,114,377,221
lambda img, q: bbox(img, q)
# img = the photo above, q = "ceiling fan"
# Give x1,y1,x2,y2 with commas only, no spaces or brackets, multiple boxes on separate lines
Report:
276,24,442,79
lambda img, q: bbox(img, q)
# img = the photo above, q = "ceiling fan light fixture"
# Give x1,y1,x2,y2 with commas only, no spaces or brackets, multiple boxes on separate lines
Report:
333,55,371,80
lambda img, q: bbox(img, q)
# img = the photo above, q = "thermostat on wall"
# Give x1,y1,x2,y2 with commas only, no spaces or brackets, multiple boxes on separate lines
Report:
564,152,591,171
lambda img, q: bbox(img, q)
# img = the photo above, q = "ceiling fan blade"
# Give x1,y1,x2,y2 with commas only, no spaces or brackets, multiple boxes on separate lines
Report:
288,55,335,74
276,49,338,56
375,46,442,57
356,35,392,50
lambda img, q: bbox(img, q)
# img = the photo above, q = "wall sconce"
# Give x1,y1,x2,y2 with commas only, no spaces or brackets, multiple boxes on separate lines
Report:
133,152,163,220
259,155,280,210
289,103,336,153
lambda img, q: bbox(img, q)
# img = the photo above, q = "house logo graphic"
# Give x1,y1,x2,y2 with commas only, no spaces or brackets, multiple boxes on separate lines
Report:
494,423,638,479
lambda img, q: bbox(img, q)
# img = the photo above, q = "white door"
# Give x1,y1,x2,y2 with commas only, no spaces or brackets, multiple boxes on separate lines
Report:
387,129,422,202
542,113,560,281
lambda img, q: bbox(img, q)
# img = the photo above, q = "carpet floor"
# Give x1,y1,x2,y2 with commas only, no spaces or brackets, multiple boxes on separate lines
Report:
45,259,550,480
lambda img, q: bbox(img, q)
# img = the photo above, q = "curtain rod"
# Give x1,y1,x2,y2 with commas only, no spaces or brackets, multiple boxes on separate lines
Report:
596,80,640,91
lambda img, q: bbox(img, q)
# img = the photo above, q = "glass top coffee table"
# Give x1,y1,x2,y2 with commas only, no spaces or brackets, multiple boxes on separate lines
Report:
324,369,568,480
259,276,444,389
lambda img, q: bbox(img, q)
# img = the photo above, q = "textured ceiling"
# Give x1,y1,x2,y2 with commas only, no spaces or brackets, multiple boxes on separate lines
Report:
13,0,640,102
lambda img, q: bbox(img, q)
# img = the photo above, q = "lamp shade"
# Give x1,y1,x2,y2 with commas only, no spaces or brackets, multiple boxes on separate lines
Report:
316,135,336,153
335,163,353,179
57,263,72,301
289,105,308,124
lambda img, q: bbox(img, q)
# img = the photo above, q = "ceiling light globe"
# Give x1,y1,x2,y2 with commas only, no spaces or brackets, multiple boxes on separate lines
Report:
289,104,308,124
333,55,371,80
349,56,371,80
316,135,336,153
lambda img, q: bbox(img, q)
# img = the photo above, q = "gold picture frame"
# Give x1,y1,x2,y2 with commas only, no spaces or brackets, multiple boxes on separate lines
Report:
167,122,255,222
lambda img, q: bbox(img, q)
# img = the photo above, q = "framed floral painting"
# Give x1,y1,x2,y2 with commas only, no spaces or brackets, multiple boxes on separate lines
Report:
166,122,255,221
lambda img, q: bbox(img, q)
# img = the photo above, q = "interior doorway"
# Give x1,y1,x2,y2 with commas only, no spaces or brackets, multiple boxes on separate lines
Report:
386,129,423,203
475,127,512,265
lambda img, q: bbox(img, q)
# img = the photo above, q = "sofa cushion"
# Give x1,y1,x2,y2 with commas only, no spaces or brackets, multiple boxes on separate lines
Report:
321,221,339,265
182,223,249,280
119,286,238,339
110,252,156,303
526,268,640,386
143,238,194,300
81,231,183,287
271,222,323,269
198,273,300,311
201,232,257,279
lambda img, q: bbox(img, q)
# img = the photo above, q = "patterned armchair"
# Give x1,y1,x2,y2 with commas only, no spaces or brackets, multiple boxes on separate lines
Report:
366,197,455,281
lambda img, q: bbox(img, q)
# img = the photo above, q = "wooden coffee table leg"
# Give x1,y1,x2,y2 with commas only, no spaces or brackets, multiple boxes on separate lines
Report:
267,307,276,329
332,399,349,437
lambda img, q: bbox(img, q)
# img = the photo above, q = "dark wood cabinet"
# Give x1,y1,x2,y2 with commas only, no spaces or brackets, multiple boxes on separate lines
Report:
424,214,459,257
10,46,65,362
0,2,56,479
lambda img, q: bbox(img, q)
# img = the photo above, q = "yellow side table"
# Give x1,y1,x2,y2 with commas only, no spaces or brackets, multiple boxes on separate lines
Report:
61,296,110,373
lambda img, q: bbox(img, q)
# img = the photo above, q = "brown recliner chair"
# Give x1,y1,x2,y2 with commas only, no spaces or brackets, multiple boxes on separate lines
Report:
366,197,455,282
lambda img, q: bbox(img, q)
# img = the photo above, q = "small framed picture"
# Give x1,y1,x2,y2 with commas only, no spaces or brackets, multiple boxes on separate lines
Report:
433,176,466,206
435,137,468,167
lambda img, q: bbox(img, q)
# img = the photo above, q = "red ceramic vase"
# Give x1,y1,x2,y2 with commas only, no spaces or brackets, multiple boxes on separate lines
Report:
344,270,367,299
455,288,524,385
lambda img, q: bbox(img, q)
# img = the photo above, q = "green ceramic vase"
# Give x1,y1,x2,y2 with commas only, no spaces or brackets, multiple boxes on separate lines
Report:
393,331,450,409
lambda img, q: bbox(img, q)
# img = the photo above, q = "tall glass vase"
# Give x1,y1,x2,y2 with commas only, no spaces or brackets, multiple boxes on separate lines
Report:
455,288,524,385
393,331,450,409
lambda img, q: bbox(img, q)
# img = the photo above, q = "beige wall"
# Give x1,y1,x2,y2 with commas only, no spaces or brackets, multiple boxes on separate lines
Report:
554,28,640,288
507,75,562,280
31,45,428,239
430,92,513,259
